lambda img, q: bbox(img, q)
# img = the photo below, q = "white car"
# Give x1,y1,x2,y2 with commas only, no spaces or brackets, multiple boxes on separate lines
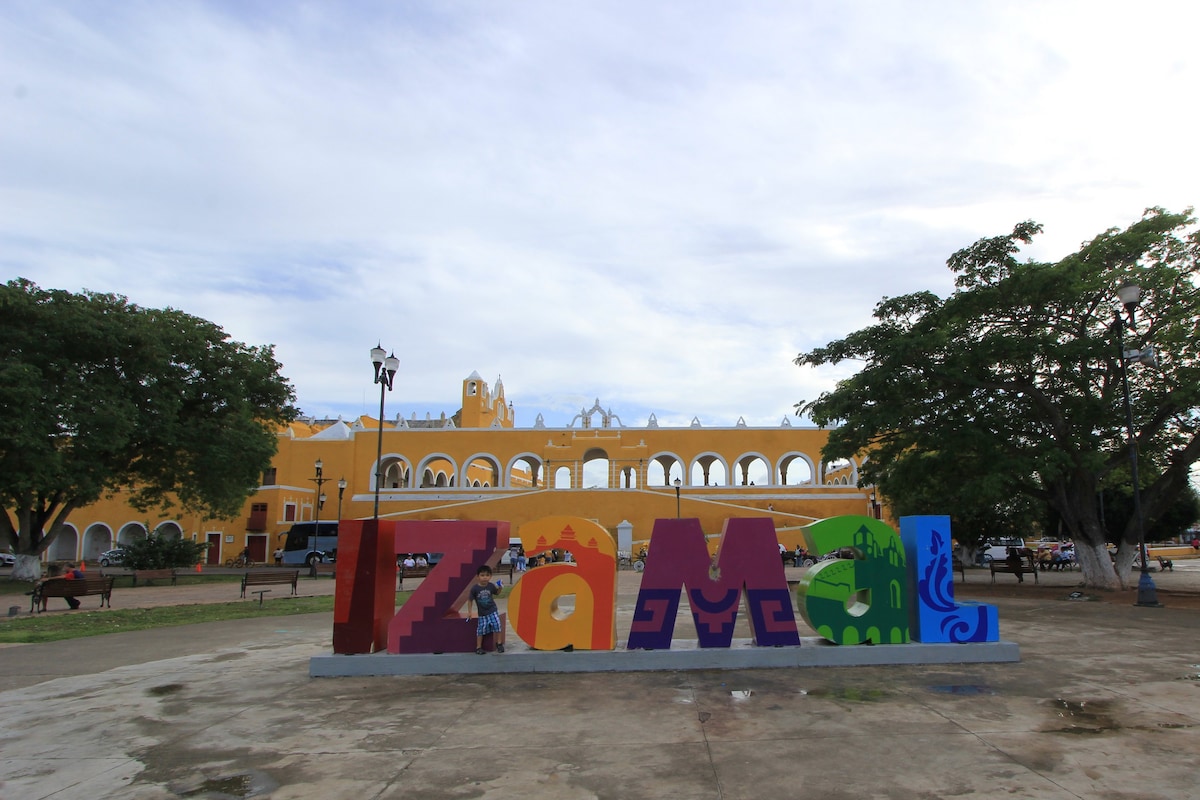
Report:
0,552,15,567
977,538,1027,564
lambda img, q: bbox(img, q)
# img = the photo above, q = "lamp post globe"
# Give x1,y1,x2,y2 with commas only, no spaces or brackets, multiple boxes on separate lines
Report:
371,345,399,521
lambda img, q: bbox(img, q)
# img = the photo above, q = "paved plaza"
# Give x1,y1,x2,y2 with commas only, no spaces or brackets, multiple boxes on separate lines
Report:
2,564,1200,799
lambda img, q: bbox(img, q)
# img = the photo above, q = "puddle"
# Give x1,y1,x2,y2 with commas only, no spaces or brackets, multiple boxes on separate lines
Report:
175,770,278,798
926,684,996,696
1043,698,1119,734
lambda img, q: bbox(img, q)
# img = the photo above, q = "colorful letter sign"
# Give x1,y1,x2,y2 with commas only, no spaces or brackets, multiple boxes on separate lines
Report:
900,515,998,643
627,517,800,649
795,515,909,644
388,520,509,654
330,513,1001,656
506,516,617,650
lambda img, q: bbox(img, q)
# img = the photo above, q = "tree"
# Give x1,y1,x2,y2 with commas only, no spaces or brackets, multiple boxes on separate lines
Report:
0,280,297,580
795,208,1200,590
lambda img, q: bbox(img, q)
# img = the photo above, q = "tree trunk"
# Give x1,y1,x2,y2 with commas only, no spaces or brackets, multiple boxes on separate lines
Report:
1112,543,1140,587
10,553,43,582
1074,540,1121,590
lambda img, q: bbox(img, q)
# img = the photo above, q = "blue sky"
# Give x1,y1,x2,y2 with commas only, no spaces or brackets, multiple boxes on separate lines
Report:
3,2,1198,428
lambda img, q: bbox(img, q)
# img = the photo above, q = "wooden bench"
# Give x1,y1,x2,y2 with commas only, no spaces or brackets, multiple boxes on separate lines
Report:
1156,555,1174,572
954,558,967,583
133,568,178,586
240,569,298,598
32,575,115,613
989,561,1039,584
309,562,337,578
397,564,431,589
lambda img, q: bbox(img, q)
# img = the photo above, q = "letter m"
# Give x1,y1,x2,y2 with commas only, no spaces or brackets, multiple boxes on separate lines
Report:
627,518,800,649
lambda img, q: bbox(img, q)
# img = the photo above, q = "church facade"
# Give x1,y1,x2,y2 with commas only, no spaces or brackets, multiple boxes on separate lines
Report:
44,372,882,564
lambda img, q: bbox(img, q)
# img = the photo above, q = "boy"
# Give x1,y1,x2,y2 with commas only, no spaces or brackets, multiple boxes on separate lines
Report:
469,565,505,654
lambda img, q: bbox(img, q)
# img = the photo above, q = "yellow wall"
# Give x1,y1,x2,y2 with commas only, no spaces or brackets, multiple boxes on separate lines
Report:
46,373,885,563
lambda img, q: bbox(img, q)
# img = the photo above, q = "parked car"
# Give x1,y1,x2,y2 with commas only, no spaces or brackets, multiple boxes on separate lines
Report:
977,538,1027,565
0,551,15,567
98,548,128,567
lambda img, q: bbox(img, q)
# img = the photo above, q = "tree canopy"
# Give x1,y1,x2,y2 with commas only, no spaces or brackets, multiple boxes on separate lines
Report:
795,208,1200,590
0,279,297,578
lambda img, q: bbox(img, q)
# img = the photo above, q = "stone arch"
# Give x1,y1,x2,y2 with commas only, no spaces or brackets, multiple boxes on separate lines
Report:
382,456,412,488
47,524,79,561
416,454,460,488
582,448,611,489
505,453,542,488
82,523,113,561
617,461,640,489
117,521,148,547
690,452,730,487
462,453,503,488
734,453,772,486
552,465,573,489
777,452,816,486
647,452,685,486
154,521,184,540
821,459,859,486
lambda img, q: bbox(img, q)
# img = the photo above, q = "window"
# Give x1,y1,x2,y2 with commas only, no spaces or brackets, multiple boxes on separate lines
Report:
284,503,296,522
262,468,277,485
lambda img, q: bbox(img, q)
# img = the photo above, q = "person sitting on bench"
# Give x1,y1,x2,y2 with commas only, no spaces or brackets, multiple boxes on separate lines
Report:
1006,548,1026,583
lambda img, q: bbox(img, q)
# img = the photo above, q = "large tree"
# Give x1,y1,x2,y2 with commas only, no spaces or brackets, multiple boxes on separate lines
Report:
0,279,297,580
795,208,1200,590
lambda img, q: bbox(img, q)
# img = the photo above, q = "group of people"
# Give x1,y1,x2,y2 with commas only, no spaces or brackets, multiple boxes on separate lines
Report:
1035,543,1076,571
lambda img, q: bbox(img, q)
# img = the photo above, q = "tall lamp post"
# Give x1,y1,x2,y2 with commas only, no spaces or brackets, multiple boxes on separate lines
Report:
1114,283,1161,608
310,459,329,553
371,344,399,521
673,477,682,518
337,477,347,521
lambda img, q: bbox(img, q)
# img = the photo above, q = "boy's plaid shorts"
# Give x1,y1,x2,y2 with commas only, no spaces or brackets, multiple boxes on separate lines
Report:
477,611,502,636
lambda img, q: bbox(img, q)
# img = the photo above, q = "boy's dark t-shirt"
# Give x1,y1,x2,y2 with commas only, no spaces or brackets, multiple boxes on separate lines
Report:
470,582,500,616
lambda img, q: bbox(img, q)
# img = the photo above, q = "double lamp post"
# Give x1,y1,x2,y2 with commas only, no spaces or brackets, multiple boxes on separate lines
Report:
1113,283,1160,608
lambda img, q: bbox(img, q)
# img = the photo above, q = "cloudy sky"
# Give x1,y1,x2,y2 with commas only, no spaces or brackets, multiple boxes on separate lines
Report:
3,2,1197,428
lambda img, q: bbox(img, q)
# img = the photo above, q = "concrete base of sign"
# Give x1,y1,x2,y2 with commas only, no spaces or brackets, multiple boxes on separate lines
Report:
309,638,1019,677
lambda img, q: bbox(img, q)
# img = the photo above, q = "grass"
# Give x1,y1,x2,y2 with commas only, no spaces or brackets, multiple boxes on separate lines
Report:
0,589,413,644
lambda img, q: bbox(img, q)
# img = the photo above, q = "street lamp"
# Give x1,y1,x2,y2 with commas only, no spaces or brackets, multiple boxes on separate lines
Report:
337,477,347,521
371,344,399,521
674,477,682,518
311,458,329,552
1113,282,1161,607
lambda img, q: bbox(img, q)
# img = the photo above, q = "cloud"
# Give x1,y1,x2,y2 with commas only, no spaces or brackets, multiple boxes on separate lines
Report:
3,1,1197,428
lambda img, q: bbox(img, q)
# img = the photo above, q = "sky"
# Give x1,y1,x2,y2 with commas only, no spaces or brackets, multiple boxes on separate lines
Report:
3,2,1198,429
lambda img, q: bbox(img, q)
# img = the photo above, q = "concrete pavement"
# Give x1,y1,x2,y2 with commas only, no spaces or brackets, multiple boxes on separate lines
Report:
2,566,1200,799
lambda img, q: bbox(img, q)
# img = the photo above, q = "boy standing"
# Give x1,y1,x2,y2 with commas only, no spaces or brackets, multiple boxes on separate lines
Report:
470,565,505,655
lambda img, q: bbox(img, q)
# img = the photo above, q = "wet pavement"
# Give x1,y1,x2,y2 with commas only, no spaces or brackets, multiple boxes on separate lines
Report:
3,565,1200,799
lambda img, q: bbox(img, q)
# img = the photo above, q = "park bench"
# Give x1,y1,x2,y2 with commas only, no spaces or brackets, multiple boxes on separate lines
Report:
133,568,178,586
32,575,115,613
989,560,1039,584
309,562,337,578
240,569,298,599
1156,555,1174,572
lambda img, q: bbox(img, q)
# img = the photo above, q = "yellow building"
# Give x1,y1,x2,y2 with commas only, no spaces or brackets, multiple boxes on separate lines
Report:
45,372,884,564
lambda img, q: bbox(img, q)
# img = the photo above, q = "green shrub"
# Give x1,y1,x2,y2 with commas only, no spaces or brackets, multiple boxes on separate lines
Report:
122,535,210,570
